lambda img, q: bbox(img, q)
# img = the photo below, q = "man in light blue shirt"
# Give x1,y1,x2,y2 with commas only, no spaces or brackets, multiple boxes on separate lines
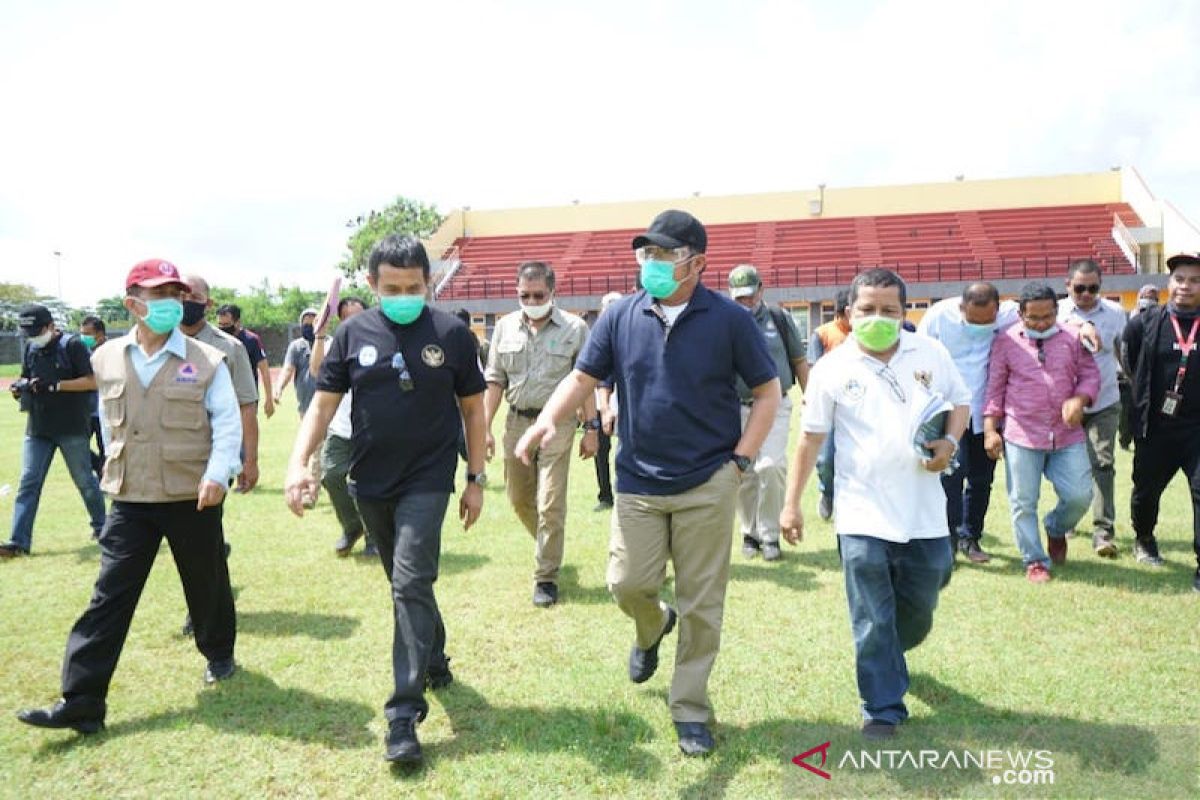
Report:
1058,259,1128,556
918,283,1018,563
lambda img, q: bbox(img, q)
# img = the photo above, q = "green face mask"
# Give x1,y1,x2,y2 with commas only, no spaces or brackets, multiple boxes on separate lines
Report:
640,259,681,300
80,334,97,350
380,294,425,325
138,298,184,335
852,315,902,352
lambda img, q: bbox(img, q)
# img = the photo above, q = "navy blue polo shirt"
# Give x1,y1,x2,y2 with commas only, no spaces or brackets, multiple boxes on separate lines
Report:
575,283,777,496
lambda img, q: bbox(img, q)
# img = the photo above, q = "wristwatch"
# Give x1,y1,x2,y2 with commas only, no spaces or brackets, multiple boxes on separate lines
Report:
466,472,488,488
582,417,602,431
731,454,753,473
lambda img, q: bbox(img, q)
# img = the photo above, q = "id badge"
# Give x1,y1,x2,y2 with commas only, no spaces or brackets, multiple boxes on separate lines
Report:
1161,390,1183,417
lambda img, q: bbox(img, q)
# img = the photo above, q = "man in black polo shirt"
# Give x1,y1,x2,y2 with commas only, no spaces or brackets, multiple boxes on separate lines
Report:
515,210,780,757
285,235,487,765
1122,252,1200,592
1,304,107,558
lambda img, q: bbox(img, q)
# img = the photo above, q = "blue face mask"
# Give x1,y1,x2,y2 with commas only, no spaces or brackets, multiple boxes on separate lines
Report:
963,321,996,339
380,294,425,325
1023,324,1059,340
640,259,681,300
139,298,183,335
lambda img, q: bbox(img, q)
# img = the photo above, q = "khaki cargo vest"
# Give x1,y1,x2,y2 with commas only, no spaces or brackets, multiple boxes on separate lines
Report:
92,333,225,502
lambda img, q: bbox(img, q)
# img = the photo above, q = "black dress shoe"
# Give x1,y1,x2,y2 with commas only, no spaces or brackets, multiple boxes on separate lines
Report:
17,698,106,734
674,721,714,756
385,717,422,764
628,604,677,683
532,582,558,608
862,719,898,740
426,657,454,690
180,614,194,637
204,659,237,684
362,539,379,557
335,529,363,557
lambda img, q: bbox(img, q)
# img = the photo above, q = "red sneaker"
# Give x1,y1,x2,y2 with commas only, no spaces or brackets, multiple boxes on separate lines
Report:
1047,536,1067,566
1026,563,1052,583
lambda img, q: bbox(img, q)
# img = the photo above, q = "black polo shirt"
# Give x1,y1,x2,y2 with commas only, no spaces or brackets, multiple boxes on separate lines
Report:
21,332,94,438
575,283,777,496
316,306,486,500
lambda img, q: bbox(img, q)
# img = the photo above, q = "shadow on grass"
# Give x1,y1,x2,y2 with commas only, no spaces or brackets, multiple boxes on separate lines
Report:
238,609,360,640
785,544,844,573
341,550,490,579
674,674,1189,798
390,681,662,781
729,559,819,592
37,668,374,755
978,550,1194,594
555,564,615,605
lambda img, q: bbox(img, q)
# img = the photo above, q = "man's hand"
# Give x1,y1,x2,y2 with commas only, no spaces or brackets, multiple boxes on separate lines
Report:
485,431,496,461
28,377,57,394
284,464,319,517
459,483,483,530
923,439,955,473
600,407,617,436
514,420,556,466
579,429,598,459
196,479,227,510
271,390,283,405
237,460,260,493
264,395,276,418
1079,321,1100,353
1062,396,1086,428
780,503,805,545
984,430,1004,460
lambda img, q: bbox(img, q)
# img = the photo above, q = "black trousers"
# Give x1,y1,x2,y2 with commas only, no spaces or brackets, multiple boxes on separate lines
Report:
62,500,236,703
594,430,613,504
89,416,106,481
1131,424,1200,569
939,428,997,542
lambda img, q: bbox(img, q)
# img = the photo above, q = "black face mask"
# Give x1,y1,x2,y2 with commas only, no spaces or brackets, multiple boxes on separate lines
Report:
219,325,237,336
181,301,207,327
301,323,315,343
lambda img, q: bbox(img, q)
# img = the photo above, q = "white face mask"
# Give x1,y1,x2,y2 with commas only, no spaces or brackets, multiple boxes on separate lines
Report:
522,301,553,321
27,330,52,348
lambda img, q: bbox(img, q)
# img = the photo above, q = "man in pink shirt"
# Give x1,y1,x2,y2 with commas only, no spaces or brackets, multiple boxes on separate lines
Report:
983,283,1100,583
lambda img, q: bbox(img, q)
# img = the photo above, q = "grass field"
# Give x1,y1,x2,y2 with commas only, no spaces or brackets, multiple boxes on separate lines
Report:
0,397,1196,799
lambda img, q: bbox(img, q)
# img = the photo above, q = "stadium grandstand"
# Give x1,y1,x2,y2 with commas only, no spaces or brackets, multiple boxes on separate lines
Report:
424,168,1200,341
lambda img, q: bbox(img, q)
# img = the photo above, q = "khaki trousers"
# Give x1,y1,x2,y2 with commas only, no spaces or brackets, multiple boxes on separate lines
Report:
607,461,739,723
503,412,577,583
737,395,792,544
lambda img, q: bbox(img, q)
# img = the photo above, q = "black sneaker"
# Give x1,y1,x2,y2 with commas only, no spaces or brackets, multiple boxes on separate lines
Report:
533,582,558,608
862,719,897,740
741,536,760,559
204,658,237,684
385,717,422,764
674,721,715,757
628,604,677,683
762,542,782,562
1133,537,1164,567
426,657,453,690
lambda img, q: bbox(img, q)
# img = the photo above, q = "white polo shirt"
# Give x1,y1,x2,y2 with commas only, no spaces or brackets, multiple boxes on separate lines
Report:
802,331,971,543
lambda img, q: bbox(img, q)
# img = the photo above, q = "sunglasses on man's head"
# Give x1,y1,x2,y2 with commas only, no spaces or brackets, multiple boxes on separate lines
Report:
392,352,414,392
1036,338,1046,366
1071,283,1100,295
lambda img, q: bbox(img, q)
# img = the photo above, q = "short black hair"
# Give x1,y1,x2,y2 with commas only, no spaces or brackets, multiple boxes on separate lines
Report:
1067,258,1101,279
834,289,851,315
961,282,1000,307
369,235,431,281
80,315,105,334
516,261,556,292
1018,282,1058,311
849,268,907,308
337,297,366,316
216,303,241,322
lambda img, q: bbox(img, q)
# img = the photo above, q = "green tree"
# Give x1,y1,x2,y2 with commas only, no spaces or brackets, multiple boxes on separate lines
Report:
95,295,132,325
0,282,40,304
337,196,443,278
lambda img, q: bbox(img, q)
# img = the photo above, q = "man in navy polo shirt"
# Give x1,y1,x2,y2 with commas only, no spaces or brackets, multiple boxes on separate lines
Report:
515,210,780,757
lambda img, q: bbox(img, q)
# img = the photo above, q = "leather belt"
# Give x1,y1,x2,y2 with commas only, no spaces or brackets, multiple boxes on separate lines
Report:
511,406,542,419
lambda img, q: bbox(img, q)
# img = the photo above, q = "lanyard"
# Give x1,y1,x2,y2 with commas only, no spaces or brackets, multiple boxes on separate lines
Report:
1169,314,1199,393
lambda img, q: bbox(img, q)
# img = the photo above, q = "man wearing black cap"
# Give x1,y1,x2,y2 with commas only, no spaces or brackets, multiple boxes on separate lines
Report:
515,210,781,756
1,304,107,558
1122,253,1200,592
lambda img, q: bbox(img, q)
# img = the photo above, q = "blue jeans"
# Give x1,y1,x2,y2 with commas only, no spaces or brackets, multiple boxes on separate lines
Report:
355,491,451,723
816,434,836,501
10,433,107,552
1002,441,1091,568
841,535,952,725
939,428,997,541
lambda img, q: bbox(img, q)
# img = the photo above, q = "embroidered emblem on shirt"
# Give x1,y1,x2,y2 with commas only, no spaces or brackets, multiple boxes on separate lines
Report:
176,362,198,383
421,345,445,368
844,378,866,400
358,345,378,367
913,370,932,389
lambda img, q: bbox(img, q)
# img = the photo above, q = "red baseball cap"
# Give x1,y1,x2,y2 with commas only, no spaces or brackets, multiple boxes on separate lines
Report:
125,259,191,291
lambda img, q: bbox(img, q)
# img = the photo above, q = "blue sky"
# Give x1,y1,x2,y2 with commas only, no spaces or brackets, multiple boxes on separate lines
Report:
1,0,1197,305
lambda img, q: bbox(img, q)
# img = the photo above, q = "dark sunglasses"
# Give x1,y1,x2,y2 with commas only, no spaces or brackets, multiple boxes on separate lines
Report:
1071,284,1100,295
392,352,414,392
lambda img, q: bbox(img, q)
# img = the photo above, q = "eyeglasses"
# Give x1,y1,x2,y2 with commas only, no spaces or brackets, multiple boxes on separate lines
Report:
392,352,414,392
1071,284,1100,294
1036,338,1046,366
875,364,907,403
634,245,693,266
518,291,548,302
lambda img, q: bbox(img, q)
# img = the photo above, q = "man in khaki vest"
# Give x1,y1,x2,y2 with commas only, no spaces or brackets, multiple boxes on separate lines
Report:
483,261,597,608
15,259,243,735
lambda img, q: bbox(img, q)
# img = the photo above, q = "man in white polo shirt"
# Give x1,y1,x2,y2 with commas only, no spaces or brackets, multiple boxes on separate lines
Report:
780,268,970,741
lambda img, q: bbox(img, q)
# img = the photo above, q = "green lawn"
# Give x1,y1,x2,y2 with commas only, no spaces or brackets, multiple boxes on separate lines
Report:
0,364,21,379
0,399,1196,799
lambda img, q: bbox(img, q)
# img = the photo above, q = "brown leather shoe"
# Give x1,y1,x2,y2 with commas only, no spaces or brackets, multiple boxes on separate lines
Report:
959,538,992,564
1047,536,1067,566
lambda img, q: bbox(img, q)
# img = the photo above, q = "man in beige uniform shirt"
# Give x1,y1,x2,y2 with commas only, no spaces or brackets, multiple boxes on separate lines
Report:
484,261,597,607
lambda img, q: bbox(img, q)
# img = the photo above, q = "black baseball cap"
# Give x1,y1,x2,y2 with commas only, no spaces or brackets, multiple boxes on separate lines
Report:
1166,253,1200,271
631,210,707,253
17,303,52,336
